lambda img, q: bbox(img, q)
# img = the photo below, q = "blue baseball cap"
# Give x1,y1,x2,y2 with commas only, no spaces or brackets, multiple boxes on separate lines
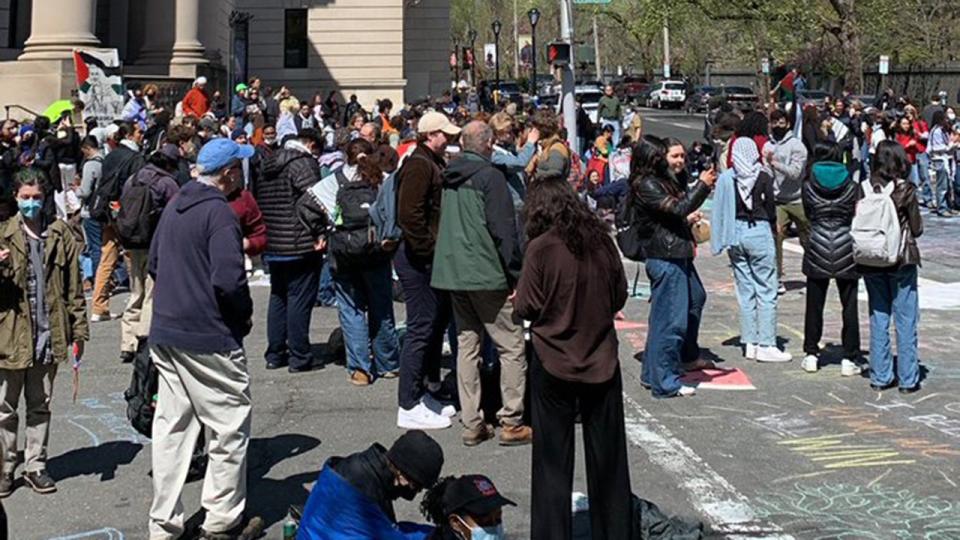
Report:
196,138,255,174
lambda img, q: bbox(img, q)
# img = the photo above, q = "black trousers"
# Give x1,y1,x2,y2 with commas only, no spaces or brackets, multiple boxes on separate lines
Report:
531,353,632,540
803,277,861,357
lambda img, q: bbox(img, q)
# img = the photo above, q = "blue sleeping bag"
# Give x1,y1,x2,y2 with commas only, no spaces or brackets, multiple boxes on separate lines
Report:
297,464,434,540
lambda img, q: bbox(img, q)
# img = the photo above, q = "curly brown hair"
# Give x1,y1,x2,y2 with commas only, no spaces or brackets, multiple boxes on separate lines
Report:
523,179,610,259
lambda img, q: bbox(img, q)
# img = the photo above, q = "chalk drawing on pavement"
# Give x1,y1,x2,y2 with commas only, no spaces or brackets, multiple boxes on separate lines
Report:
49,528,125,540
754,483,960,540
65,393,150,446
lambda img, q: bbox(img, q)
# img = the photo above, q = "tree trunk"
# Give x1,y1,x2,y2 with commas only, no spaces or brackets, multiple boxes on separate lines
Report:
831,0,864,93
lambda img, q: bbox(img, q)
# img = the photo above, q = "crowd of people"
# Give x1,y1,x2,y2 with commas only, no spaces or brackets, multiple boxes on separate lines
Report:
0,68,935,540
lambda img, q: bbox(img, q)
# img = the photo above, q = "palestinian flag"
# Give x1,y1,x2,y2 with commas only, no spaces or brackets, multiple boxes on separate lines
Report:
73,49,123,95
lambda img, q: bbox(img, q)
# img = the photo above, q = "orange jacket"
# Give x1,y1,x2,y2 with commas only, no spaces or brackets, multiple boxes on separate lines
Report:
182,87,210,118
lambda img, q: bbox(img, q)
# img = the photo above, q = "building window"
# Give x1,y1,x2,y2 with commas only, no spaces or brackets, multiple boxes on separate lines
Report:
284,9,308,69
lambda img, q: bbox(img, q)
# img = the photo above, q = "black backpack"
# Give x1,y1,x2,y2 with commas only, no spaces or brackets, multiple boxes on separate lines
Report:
116,177,161,249
615,192,646,262
123,338,157,438
90,148,143,222
328,172,385,272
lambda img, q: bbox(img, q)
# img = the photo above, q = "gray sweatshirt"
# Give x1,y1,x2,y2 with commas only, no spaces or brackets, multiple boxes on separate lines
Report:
762,132,808,204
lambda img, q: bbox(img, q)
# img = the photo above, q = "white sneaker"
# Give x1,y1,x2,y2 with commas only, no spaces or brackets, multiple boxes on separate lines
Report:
397,403,452,430
777,283,787,295
840,359,862,377
677,386,696,397
744,343,757,359
90,312,116,322
422,393,456,418
441,341,453,357
801,355,819,373
755,346,792,363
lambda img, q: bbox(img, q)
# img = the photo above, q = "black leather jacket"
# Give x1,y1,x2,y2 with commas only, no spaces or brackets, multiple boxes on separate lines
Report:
632,172,711,259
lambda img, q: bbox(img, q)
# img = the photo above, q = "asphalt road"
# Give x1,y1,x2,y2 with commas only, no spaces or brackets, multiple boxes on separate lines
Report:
7,108,960,539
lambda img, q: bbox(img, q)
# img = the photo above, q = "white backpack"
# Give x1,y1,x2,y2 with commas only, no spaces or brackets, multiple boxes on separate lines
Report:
851,179,902,267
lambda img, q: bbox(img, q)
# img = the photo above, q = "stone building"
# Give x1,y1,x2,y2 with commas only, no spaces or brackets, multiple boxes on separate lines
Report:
0,0,450,116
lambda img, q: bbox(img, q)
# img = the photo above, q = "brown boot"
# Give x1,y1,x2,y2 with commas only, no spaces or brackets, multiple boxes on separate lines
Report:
462,424,496,447
499,424,533,446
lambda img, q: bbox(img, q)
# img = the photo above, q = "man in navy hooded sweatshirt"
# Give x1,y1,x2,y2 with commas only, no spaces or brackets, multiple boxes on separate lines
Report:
147,138,255,540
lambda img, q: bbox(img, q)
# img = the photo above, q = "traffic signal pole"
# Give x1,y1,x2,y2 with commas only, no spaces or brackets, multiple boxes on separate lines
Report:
560,0,578,152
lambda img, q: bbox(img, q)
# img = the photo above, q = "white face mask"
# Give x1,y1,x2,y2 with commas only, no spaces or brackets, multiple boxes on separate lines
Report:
949,112,957,121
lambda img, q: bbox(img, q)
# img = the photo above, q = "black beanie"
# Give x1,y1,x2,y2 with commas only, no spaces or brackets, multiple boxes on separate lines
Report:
386,430,444,487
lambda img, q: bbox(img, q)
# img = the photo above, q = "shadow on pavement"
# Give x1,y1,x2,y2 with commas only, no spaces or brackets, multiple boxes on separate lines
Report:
47,440,144,482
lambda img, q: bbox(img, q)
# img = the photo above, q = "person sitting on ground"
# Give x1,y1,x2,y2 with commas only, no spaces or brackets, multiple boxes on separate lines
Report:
297,430,444,539
420,475,514,540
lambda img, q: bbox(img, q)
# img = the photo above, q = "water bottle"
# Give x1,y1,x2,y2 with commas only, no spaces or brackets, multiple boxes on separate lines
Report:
282,516,297,540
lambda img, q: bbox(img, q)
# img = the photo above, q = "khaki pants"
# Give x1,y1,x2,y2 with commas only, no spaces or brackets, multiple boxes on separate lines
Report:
121,249,153,353
149,345,251,539
775,203,810,279
451,290,526,431
0,364,58,474
92,223,120,316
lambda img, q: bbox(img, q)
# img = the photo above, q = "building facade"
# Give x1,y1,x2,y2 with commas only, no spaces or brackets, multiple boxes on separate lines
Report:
0,0,450,117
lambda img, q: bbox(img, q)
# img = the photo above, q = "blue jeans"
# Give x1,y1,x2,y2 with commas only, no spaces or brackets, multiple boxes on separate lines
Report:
916,152,932,204
333,263,400,377
931,157,952,213
316,262,337,306
864,265,920,389
643,258,706,397
83,218,102,284
728,221,778,347
265,254,321,369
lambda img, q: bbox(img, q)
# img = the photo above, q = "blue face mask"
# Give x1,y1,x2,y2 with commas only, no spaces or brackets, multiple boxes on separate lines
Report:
17,198,42,220
456,517,504,540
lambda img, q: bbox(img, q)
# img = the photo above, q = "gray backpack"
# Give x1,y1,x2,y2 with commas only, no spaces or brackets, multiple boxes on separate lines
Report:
851,179,901,267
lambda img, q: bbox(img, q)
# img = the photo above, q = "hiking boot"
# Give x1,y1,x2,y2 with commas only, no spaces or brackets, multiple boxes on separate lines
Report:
23,470,57,494
120,350,136,364
462,424,496,447
499,425,533,446
349,370,372,386
0,473,14,498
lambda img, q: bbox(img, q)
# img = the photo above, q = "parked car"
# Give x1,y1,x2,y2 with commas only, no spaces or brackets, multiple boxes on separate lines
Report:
648,80,687,109
558,86,603,124
716,85,759,111
618,75,651,102
685,86,717,114
495,81,525,105
847,94,877,108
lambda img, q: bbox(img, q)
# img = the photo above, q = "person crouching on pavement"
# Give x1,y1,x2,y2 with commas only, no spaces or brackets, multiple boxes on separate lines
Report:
147,138,256,539
514,180,632,540
297,430,444,539
420,474,514,540
0,168,88,498
431,121,530,448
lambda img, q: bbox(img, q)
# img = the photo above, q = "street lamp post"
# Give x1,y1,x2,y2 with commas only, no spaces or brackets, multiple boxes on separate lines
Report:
492,20,502,104
528,8,540,97
468,28,478,86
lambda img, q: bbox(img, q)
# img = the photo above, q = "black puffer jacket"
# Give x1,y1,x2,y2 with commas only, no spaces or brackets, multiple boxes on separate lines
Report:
802,162,858,280
254,145,321,255
633,172,711,259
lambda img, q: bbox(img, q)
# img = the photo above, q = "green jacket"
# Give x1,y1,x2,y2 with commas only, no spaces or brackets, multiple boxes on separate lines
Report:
431,152,522,291
597,95,622,121
0,216,88,370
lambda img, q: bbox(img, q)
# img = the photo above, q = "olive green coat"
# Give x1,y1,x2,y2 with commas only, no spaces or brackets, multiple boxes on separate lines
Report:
0,216,89,370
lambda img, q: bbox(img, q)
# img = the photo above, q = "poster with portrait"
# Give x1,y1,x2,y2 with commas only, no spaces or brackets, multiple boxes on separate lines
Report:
518,34,533,68
73,48,124,128
484,44,496,70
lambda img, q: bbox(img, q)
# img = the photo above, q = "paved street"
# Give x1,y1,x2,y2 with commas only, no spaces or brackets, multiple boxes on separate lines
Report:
7,109,960,539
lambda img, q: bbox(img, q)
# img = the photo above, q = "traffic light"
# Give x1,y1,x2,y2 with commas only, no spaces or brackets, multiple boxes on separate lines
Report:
547,42,571,66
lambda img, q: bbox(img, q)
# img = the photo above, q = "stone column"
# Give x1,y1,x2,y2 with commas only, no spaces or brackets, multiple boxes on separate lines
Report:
170,0,207,66
19,0,100,60
135,0,176,66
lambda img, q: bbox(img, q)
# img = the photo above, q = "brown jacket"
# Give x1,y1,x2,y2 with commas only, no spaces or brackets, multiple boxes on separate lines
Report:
0,216,89,370
396,144,446,264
